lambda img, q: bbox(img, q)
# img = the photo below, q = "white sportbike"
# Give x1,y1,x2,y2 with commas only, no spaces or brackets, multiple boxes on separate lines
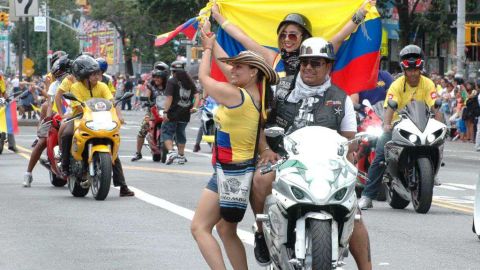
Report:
258,126,368,270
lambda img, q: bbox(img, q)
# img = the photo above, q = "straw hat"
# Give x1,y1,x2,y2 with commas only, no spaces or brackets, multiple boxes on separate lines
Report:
218,51,279,85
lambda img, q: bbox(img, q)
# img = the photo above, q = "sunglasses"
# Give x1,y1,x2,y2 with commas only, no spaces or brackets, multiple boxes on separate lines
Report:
300,59,327,69
401,58,423,69
279,32,301,42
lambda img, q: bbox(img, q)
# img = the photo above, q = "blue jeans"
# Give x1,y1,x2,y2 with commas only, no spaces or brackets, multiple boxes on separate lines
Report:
362,132,392,199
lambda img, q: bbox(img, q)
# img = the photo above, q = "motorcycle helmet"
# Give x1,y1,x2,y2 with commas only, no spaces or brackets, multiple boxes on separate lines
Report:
170,60,185,71
154,61,170,72
95,57,108,73
72,55,101,81
277,13,312,38
50,50,67,66
399,45,424,71
152,69,168,80
51,55,72,79
299,37,335,61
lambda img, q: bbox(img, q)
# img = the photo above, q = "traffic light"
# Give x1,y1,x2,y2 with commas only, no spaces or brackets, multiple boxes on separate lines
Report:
476,27,480,43
4,13,9,26
0,13,5,26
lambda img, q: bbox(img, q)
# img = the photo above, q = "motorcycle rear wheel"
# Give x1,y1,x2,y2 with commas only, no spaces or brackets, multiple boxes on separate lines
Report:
386,181,410,209
50,171,67,187
68,176,89,197
305,219,332,270
411,157,434,214
0,132,5,154
90,152,112,201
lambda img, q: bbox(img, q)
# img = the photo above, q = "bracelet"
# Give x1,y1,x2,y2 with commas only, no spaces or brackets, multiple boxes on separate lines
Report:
203,47,213,51
260,147,271,154
221,20,230,29
352,10,366,25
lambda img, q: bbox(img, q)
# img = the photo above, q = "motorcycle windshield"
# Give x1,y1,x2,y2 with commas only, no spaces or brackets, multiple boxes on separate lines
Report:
372,100,385,120
86,98,112,112
400,101,430,132
282,126,356,198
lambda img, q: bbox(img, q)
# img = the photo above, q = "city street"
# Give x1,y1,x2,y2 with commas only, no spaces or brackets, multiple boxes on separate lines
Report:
1,110,479,270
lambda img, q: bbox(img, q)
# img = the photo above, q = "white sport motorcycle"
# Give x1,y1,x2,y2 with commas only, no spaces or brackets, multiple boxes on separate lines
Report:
383,100,446,214
258,126,368,270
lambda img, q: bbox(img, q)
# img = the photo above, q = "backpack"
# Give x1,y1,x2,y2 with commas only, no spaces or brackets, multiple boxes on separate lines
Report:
464,94,480,119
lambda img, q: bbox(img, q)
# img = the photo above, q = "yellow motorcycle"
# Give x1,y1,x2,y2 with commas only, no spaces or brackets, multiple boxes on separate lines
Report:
62,92,133,200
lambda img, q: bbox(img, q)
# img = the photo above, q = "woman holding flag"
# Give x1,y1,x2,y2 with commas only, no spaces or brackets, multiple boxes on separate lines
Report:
191,21,279,269
211,0,376,266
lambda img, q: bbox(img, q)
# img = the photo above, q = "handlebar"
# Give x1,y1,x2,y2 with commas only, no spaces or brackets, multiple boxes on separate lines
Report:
260,156,288,175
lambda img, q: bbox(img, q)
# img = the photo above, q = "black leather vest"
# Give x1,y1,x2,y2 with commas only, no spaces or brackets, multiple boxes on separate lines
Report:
275,84,347,133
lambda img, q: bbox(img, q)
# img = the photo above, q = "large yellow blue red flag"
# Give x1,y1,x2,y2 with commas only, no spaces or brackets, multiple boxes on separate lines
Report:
209,0,381,94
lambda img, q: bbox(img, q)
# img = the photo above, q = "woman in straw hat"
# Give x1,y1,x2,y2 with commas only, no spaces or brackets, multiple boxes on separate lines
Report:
190,25,279,269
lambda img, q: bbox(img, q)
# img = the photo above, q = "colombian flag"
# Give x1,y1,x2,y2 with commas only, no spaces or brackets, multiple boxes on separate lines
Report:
0,101,19,134
210,0,381,95
155,18,199,47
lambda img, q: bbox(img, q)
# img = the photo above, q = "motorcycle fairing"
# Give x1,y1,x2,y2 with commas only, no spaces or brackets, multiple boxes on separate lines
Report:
399,101,430,132
85,98,112,112
474,176,480,237
392,114,446,146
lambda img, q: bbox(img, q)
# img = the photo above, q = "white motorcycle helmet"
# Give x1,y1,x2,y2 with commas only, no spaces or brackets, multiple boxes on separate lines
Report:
299,37,335,61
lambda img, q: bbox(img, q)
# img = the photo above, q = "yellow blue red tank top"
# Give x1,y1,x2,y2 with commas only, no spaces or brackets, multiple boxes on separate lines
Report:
214,88,260,163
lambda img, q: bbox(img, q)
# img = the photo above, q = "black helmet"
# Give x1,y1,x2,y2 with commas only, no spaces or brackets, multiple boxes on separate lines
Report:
50,50,67,66
399,44,424,71
51,55,72,79
152,69,168,80
72,55,101,81
170,60,185,71
277,13,312,38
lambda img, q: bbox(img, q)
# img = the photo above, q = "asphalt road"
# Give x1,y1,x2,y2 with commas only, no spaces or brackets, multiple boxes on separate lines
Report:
1,110,479,270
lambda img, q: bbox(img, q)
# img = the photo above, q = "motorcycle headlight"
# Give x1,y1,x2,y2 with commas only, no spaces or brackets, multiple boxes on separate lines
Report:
408,134,418,143
426,133,435,143
366,126,383,138
85,121,117,131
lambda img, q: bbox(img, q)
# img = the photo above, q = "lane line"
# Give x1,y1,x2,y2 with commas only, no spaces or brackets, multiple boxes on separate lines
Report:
112,186,254,246
13,145,475,217
442,183,476,190
436,185,465,191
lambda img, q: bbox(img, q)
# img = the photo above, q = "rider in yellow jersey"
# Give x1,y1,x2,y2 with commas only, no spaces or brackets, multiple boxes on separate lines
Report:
359,45,441,209
59,55,134,197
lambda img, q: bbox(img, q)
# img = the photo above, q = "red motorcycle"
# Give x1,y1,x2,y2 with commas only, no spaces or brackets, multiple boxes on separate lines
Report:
39,114,68,187
354,100,386,200
144,101,168,162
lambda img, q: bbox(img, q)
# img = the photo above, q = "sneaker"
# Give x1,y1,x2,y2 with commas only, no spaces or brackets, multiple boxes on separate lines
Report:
434,176,441,186
177,155,187,165
120,185,135,197
165,151,178,165
131,152,142,162
358,196,373,210
23,173,33,187
193,144,201,152
254,231,271,266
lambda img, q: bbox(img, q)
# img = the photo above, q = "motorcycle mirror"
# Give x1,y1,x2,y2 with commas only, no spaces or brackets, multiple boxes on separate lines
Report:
353,103,363,112
433,99,442,109
115,92,134,107
63,92,79,102
362,99,372,108
387,100,398,110
264,126,285,138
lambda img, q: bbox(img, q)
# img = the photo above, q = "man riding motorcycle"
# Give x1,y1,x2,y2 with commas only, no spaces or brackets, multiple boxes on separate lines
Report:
57,55,134,197
23,55,72,187
252,37,372,269
131,69,168,161
358,45,441,209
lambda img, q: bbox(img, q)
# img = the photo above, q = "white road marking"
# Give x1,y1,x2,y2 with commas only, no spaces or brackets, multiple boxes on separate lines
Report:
378,262,390,266
433,195,474,205
113,186,255,246
442,183,476,190
436,185,465,191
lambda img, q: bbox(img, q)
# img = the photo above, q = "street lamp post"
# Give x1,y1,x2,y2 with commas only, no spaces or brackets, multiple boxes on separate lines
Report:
456,0,465,78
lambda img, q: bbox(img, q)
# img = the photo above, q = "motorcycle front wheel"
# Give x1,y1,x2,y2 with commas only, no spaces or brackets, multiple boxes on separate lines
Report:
411,157,434,214
90,152,112,201
305,219,332,270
